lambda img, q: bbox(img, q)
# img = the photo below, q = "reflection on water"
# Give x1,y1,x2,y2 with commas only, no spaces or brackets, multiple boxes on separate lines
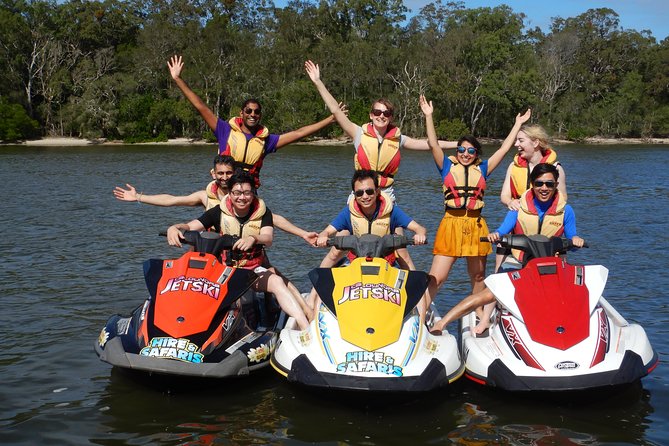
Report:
0,144,667,445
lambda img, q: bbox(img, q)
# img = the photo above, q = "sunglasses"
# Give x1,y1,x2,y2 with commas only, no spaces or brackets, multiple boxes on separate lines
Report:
244,108,261,115
230,190,254,198
371,109,392,117
354,188,376,197
457,146,478,155
533,180,556,189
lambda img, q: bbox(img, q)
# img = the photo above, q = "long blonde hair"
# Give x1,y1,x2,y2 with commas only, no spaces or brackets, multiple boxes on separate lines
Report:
520,124,552,154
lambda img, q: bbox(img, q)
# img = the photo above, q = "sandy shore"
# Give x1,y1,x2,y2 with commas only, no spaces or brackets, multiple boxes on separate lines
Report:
6,136,669,146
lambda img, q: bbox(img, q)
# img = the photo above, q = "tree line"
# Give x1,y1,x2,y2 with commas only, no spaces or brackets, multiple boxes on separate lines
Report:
1,0,668,142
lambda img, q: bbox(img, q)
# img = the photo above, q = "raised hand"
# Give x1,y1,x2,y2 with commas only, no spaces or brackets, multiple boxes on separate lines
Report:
167,55,184,80
516,108,531,125
113,183,138,202
419,95,433,116
304,60,320,83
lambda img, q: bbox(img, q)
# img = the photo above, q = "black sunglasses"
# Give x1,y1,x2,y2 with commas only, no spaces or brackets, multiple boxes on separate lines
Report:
533,180,556,188
354,188,376,197
244,108,261,115
457,146,477,155
371,109,392,117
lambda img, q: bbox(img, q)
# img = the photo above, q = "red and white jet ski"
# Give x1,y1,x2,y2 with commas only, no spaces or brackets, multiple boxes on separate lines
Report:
458,235,658,391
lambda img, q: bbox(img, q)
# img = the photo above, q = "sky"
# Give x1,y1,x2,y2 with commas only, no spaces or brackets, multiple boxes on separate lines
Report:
401,0,669,41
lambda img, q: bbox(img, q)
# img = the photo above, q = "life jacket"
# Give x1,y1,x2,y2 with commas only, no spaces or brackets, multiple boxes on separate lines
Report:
512,189,566,261
347,192,396,263
509,149,559,198
221,117,269,189
354,123,401,188
219,195,268,268
204,181,224,210
443,156,486,211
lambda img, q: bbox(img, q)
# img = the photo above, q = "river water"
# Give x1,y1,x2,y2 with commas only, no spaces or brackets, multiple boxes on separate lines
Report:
0,143,667,445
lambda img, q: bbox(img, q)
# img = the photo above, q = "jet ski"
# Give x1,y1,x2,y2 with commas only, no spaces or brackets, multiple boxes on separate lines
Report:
456,234,658,391
95,231,285,380
271,234,464,392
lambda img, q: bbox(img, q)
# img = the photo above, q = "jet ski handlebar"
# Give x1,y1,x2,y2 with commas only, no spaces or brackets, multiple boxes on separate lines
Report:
159,231,264,257
479,234,587,263
326,234,417,258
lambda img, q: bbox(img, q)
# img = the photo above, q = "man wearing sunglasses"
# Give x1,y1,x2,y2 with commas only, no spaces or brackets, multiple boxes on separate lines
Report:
166,171,310,330
168,55,340,189
430,163,585,335
315,170,427,260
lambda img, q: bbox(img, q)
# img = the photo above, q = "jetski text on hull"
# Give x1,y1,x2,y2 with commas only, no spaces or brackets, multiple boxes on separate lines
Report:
95,231,285,380
271,234,464,393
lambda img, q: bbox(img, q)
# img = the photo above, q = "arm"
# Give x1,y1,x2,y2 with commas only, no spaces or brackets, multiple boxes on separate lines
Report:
499,164,521,209
557,164,568,202
406,220,427,245
168,55,218,131
402,137,458,151
273,213,318,246
276,113,338,148
114,184,206,207
234,226,273,251
419,95,444,170
316,225,338,247
166,220,205,247
304,60,359,139
487,109,531,175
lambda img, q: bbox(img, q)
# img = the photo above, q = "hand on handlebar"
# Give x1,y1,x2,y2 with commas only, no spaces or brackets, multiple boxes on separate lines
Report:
413,233,427,245
571,236,585,248
486,232,501,243
166,225,185,247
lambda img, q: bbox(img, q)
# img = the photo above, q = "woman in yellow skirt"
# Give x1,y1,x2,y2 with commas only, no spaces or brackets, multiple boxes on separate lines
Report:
419,96,531,313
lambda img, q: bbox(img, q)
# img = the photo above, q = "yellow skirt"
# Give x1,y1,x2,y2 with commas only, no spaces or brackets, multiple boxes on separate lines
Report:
433,209,492,257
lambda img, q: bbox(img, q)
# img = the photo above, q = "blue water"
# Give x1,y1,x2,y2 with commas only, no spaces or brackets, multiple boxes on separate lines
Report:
0,143,667,445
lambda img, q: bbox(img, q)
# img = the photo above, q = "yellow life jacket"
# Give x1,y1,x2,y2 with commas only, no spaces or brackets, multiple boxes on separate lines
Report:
509,149,559,198
204,181,223,210
223,117,269,188
443,156,486,210
354,123,401,188
348,192,394,237
219,196,268,268
511,189,566,261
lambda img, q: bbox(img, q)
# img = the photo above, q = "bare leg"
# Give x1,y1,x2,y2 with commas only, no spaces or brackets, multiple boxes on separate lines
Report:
255,271,309,330
306,248,346,320
394,227,415,270
431,288,496,334
269,266,312,314
418,255,457,317
466,255,491,334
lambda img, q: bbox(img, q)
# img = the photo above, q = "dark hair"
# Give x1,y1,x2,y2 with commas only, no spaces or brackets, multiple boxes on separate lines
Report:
351,169,379,190
241,99,262,111
530,163,559,182
458,135,483,155
370,98,394,117
213,155,235,168
226,171,255,191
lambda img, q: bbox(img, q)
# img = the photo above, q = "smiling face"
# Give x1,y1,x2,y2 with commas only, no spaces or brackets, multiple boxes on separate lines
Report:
240,101,262,131
369,100,393,132
353,177,379,215
531,172,558,203
515,130,540,160
228,181,255,215
211,163,235,192
456,141,478,166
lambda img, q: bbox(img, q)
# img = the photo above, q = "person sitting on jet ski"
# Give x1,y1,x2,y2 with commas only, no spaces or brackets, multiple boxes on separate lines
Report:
165,171,310,330
431,163,584,335
315,169,428,261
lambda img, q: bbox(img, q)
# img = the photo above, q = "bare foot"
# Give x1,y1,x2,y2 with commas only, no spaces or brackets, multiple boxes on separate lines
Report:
473,317,491,335
429,319,445,335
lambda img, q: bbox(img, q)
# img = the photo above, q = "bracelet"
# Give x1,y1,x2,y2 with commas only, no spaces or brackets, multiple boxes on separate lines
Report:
137,192,142,204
